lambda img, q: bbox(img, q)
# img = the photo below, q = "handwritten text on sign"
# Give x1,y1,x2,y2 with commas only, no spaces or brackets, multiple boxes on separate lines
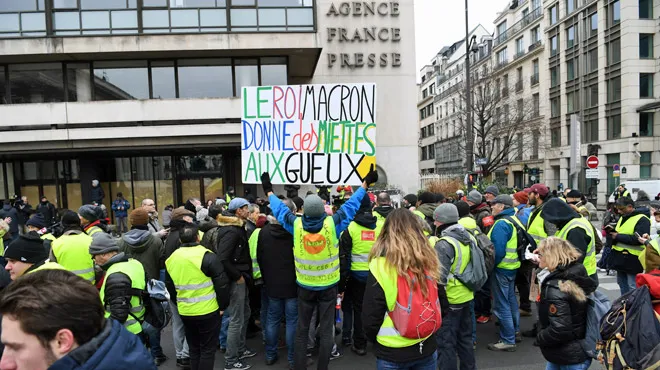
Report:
241,83,376,185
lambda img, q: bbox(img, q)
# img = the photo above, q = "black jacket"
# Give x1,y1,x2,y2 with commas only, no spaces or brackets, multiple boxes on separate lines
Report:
91,185,105,204
36,201,57,226
100,253,143,326
246,220,257,240
338,211,377,292
199,217,220,251
257,221,297,299
613,209,651,247
214,213,251,283
537,262,597,365
165,242,231,311
0,205,19,235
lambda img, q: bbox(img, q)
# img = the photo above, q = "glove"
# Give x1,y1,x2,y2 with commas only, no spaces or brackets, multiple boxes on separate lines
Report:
260,172,273,194
362,164,378,186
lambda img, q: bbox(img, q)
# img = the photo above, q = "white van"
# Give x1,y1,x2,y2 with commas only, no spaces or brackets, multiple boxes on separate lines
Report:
608,180,660,203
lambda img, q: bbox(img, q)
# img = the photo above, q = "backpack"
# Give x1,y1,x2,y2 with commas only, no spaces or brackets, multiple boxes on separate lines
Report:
131,279,172,330
465,228,496,274
388,270,442,341
442,235,488,291
502,216,537,262
598,285,660,369
581,290,611,359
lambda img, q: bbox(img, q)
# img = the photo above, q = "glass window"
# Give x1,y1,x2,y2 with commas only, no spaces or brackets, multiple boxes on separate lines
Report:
230,9,256,26
639,0,652,18
178,59,232,98
607,114,621,139
531,26,540,43
585,85,598,107
232,0,255,5
171,9,199,27
551,97,560,117
515,37,524,55
258,8,285,26
81,11,110,29
53,0,77,8
200,9,226,26
587,49,598,72
9,63,65,104
640,73,654,98
607,76,621,102
112,10,138,28
53,12,81,30
566,0,575,13
640,112,654,137
0,68,6,104
550,5,557,24
132,157,155,207
640,152,652,179
551,35,558,55
260,57,287,86
143,0,167,6
607,38,621,65
611,0,620,25
0,14,19,33
67,63,92,102
143,10,169,28
81,0,130,9
567,59,575,81
566,26,575,48
258,0,307,5
23,162,38,180
21,13,46,31
550,66,558,87
93,61,149,100
551,127,561,147
286,8,312,26
567,92,575,113
589,13,598,36
0,1,38,11
150,61,176,99
640,34,654,58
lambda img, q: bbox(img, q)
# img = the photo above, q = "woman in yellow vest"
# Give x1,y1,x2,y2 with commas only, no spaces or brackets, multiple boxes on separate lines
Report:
362,209,446,370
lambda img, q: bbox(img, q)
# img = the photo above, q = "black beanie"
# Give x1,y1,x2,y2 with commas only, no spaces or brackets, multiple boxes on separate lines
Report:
61,210,81,228
26,213,47,229
419,191,436,205
4,232,48,264
455,201,471,218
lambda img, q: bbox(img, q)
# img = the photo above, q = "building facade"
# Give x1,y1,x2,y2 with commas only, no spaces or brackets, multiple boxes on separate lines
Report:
0,0,418,218
418,64,437,174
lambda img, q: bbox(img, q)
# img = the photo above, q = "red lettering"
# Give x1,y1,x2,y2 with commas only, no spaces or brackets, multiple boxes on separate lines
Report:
292,119,319,152
361,230,375,241
284,87,297,119
272,86,284,119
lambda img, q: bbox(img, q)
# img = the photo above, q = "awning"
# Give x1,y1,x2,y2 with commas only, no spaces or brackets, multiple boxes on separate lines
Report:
636,101,660,112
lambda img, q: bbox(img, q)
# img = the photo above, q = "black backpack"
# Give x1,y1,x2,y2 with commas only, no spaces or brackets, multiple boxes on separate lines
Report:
130,279,172,330
502,216,537,262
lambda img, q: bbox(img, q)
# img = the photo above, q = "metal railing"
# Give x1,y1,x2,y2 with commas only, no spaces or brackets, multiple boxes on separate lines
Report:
515,80,523,92
494,7,543,47
514,49,526,60
530,74,539,85
528,40,542,52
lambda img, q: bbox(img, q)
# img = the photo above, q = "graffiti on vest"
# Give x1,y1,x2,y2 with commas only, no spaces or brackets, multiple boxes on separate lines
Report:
303,233,328,254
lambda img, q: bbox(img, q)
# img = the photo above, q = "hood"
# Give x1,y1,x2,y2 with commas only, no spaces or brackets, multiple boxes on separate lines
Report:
545,262,597,301
353,211,377,229
216,213,245,227
635,206,652,218
265,223,291,239
100,252,128,271
470,202,491,214
440,223,474,245
301,214,326,233
121,229,152,249
541,198,579,228
418,203,437,218
494,207,516,219
637,190,651,202
2,204,11,211
374,205,394,219
199,217,218,232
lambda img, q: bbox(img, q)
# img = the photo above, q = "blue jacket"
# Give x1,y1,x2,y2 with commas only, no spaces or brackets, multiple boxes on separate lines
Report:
49,319,156,370
489,207,518,276
515,204,532,226
111,199,130,218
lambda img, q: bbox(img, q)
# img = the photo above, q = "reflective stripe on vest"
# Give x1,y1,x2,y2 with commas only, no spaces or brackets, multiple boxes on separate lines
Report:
527,207,547,242
555,217,597,275
488,218,521,270
87,226,103,236
248,228,262,279
613,214,650,256
369,257,431,348
99,258,146,335
293,217,339,288
166,245,219,316
439,236,474,304
52,232,96,283
347,221,382,272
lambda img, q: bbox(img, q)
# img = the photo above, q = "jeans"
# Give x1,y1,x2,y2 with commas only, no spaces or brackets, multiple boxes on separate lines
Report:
341,289,353,342
376,351,437,370
170,299,190,359
436,303,476,370
142,321,163,358
515,261,534,312
219,314,230,349
469,301,476,344
492,270,519,345
265,297,298,366
181,312,221,370
261,287,269,342
295,286,336,370
617,271,637,295
474,275,492,316
115,216,128,234
225,281,251,366
545,359,591,370
346,278,367,349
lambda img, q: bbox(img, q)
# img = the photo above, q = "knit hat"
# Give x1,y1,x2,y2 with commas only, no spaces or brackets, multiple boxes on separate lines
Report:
184,199,197,214
419,191,436,205
78,205,101,222
228,198,249,212
485,185,500,196
303,195,325,218
491,195,513,208
455,201,471,218
403,194,418,205
61,210,81,228
529,183,549,198
4,232,48,264
26,213,47,229
359,193,372,211
566,189,582,198
129,208,150,226
433,203,459,224
513,191,529,205
541,198,578,224
467,190,483,204
171,206,195,221
292,197,304,213
456,190,465,196
88,233,120,255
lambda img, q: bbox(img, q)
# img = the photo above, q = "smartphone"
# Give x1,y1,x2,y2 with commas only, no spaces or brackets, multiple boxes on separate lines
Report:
635,232,642,239
575,201,583,207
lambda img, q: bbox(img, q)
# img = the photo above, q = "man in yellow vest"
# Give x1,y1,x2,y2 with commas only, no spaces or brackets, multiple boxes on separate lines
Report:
25,213,56,256
638,202,660,272
49,210,96,284
79,204,106,236
432,203,476,368
5,232,64,280
166,224,231,370
260,166,378,370
455,200,479,346
487,195,522,352
373,192,394,226
565,189,590,218
615,184,631,201
609,196,650,294
88,233,147,342
338,194,381,355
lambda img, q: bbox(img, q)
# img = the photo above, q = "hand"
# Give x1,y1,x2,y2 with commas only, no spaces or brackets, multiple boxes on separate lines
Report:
643,233,650,239
338,293,344,300
260,172,273,195
237,276,245,284
220,311,224,316
362,164,378,189
157,228,169,238
611,232,618,240
638,236,649,245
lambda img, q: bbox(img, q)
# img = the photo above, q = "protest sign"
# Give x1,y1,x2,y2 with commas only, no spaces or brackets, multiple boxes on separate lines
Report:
241,83,377,185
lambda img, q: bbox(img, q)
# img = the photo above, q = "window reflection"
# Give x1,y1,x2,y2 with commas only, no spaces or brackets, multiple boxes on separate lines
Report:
9,63,65,104
93,61,149,100
235,59,258,97
67,63,92,102
230,9,256,26
151,61,176,99
178,59,232,98
261,57,287,86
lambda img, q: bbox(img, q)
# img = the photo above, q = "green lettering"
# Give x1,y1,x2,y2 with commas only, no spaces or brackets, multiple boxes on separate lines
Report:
256,86,272,118
342,121,355,153
330,121,341,153
353,122,366,155
244,152,258,182
317,121,329,153
242,87,255,119
363,123,376,156
270,153,286,182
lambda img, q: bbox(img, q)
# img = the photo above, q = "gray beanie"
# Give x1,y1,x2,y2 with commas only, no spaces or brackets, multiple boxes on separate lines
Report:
89,233,120,255
78,204,101,222
491,195,513,208
433,203,459,224
467,190,483,204
303,195,325,218
485,185,500,196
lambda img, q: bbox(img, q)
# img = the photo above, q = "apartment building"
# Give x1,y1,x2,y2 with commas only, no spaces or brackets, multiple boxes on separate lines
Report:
541,0,660,204
418,64,437,174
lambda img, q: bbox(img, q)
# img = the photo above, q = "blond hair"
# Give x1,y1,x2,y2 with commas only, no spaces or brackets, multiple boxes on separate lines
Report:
537,236,582,271
369,209,441,297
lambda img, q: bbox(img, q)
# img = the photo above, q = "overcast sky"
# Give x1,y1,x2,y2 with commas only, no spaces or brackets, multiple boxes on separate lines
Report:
414,0,507,80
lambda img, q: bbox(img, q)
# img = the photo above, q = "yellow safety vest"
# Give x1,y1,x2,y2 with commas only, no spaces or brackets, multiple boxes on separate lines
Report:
99,258,146,335
555,217,596,275
613,214,650,257
370,257,433,348
249,228,262,279
28,261,66,274
347,222,383,272
86,225,104,236
41,233,56,241
52,232,95,284
375,212,387,227
488,217,522,270
439,236,474,304
198,230,205,240
293,217,339,288
412,210,425,220
458,216,478,231
527,207,547,243
166,245,219,317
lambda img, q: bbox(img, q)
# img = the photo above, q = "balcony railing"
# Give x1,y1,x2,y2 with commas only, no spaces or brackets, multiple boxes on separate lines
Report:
530,74,539,86
528,40,542,52
502,87,509,98
514,50,526,60
494,6,543,47
515,80,523,92
493,59,509,71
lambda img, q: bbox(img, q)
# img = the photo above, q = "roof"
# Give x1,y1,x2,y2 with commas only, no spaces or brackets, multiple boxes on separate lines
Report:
637,100,660,112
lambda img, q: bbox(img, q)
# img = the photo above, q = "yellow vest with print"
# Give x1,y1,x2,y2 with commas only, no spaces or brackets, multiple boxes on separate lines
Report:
439,236,474,304
52,232,95,284
249,228,262,279
293,217,339,288
166,245,219,317
99,258,146,335
488,218,522,270
613,214,650,257
348,221,383,272
555,217,597,275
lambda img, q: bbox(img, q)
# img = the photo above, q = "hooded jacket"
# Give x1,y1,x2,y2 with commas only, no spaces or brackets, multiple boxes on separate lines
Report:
469,202,493,234
489,207,518,277
538,262,597,365
0,204,19,235
373,205,394,221
434,223,475,288
417,203,437,235
118,227,164,281
49,319,156,370
199,217,220,251
214,212,251,283
339,210,378,290
257,221,297,299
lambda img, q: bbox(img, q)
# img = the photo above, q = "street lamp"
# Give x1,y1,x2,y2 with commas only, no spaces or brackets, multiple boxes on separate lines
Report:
464,0,479,179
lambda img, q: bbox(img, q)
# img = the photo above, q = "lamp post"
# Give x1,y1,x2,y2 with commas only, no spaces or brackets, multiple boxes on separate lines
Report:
464,0,477,176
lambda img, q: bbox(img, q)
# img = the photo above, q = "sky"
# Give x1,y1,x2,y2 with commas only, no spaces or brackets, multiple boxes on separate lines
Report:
414,0,508,81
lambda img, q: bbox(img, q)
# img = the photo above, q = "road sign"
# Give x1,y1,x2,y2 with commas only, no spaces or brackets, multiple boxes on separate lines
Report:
613,164,620,171
613,164,620,177
585,169,599,179
586,156,599,169
475,158,488,165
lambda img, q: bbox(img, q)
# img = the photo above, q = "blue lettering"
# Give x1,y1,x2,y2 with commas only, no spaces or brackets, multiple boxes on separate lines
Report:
282,120,294,151
242,120,254,150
